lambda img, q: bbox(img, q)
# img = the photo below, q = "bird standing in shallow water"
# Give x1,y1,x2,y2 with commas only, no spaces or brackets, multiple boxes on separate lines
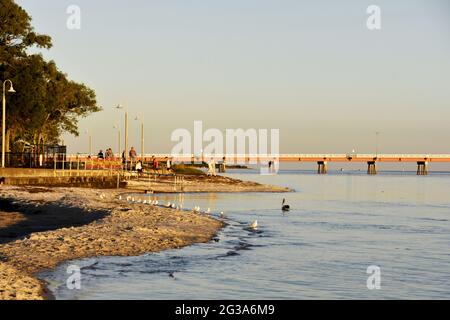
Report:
250,220,258,230
282,198,290,212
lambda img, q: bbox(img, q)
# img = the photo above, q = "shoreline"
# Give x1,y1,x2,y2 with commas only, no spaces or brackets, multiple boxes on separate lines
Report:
0,175,287,300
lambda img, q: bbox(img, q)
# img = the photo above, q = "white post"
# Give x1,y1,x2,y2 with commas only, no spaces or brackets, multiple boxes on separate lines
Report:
1,87,5,168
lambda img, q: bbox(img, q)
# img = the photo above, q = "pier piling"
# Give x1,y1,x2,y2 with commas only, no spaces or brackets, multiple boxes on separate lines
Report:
317,161,327,174
417,161,428,175
367,161,377,175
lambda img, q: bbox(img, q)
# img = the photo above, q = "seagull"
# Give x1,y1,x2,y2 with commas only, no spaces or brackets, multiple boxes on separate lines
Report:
249,220,258,231
119,195,122,200
282,198,290,212
219,212,225,218
206,208,211,214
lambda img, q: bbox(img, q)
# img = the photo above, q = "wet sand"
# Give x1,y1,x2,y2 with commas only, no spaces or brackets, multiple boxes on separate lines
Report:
0,175,286,300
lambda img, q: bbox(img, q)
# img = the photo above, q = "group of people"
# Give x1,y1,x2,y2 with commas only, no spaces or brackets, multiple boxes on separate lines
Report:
97,148,114,160
117,147,172,175
94,148,229,177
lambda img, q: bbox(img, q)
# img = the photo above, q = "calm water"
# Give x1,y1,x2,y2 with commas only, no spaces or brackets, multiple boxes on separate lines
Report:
39,171,450,299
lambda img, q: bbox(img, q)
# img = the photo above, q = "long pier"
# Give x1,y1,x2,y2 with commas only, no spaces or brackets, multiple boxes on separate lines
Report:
151,153,450,175
65,154,450,175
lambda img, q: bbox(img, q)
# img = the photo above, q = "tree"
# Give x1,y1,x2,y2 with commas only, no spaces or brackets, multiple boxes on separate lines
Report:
0,0,51,63
0,0,100,153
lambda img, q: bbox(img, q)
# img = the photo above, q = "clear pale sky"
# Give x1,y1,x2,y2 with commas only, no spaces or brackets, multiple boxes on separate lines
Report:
16,0,450,154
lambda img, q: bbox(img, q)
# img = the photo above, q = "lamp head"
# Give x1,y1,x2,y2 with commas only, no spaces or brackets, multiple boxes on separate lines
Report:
8,85,15,93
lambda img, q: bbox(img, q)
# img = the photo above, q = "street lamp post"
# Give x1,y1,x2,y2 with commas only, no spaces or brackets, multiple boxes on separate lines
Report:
135,114,144,160
113,125,121,158
2,80,16,168
115,104,129,170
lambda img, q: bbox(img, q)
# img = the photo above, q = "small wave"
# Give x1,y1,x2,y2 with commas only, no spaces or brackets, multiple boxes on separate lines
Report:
418,217,449,222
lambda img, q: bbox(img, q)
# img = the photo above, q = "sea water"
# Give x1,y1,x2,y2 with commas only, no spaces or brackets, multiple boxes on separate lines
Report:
39,171,450,299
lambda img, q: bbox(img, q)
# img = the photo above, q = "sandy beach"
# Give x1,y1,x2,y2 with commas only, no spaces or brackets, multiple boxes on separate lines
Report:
0,175,287,300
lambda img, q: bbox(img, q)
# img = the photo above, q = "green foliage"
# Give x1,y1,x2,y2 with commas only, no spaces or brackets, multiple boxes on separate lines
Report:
0,0,100,151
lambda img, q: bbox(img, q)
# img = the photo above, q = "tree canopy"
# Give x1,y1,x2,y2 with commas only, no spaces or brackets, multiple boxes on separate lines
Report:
0,0,100,152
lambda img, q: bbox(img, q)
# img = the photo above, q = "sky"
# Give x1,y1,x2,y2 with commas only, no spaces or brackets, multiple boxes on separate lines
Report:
15,0,450,155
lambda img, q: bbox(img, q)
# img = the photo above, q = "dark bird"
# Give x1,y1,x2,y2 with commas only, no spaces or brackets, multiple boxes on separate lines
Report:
282,198,290,212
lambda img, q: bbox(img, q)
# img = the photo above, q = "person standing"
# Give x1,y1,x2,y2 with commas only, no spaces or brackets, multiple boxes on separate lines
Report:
129,147,137,170
207,158,216,176
129,147,137,161
105,148,112,160
220,156,226,173
153,156,159,171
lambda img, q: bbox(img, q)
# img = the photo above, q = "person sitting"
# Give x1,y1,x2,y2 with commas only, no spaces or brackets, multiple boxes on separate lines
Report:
97,150,104,159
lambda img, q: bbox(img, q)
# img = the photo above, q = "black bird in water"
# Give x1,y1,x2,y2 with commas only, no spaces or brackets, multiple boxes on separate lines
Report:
282,198,290,212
